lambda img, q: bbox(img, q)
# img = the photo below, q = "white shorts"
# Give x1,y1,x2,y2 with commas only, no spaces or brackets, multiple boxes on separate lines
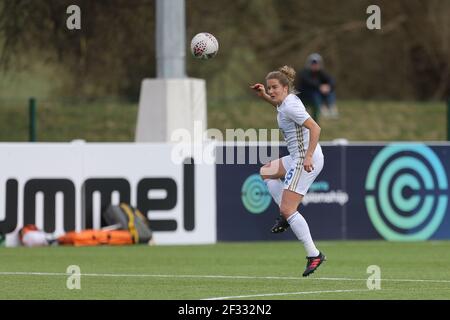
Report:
281,148,324,195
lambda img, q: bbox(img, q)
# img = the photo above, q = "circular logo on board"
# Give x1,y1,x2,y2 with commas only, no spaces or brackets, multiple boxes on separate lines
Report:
241,174,272,214
365,144,448,240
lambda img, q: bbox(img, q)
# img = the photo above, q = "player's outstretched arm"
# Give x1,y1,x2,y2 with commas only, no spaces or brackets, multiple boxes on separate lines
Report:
250,83,277,107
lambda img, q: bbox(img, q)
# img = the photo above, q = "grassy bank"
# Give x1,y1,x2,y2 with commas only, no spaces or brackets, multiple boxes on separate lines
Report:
0,98,446,142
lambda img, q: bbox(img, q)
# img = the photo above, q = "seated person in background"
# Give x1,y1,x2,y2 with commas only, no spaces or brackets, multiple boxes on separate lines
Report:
295,53,338,120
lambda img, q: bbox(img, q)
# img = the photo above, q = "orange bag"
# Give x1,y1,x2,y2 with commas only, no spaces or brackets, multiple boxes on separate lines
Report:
58,229,133,246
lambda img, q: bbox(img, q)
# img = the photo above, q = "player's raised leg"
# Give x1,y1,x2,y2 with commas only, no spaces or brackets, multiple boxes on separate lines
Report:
260,158,290,233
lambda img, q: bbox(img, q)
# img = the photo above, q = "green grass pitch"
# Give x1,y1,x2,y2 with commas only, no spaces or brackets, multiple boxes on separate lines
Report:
1,241,449,300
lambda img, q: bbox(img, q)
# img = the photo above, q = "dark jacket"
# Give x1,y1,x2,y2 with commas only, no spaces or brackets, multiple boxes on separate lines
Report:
295,68,335,98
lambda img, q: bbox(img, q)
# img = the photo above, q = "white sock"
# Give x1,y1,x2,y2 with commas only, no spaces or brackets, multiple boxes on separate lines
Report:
287,211,320,257
264,179,284,207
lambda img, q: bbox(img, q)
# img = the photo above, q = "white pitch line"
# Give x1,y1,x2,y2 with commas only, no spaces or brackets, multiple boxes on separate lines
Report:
203,289,368,300
1,272,450,284
316,277,450,284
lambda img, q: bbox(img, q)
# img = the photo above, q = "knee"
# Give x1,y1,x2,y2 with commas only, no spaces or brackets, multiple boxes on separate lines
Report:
279,204,295,220
259,165,269,180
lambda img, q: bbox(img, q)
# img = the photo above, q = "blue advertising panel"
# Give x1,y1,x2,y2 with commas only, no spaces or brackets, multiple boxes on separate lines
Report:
216,144,345,241
343,146,382,239
216,143,450,241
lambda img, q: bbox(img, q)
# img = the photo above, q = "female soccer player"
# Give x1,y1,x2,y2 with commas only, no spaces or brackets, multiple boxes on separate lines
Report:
251,66,326,276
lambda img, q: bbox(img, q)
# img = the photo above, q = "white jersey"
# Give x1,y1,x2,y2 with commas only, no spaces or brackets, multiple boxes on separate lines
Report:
277,94,322,161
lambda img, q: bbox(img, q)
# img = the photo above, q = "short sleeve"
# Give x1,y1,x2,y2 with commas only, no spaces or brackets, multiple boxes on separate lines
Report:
284,98,310,126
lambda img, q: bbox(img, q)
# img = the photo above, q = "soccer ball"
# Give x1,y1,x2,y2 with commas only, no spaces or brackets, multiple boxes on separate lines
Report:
190,32,219,60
